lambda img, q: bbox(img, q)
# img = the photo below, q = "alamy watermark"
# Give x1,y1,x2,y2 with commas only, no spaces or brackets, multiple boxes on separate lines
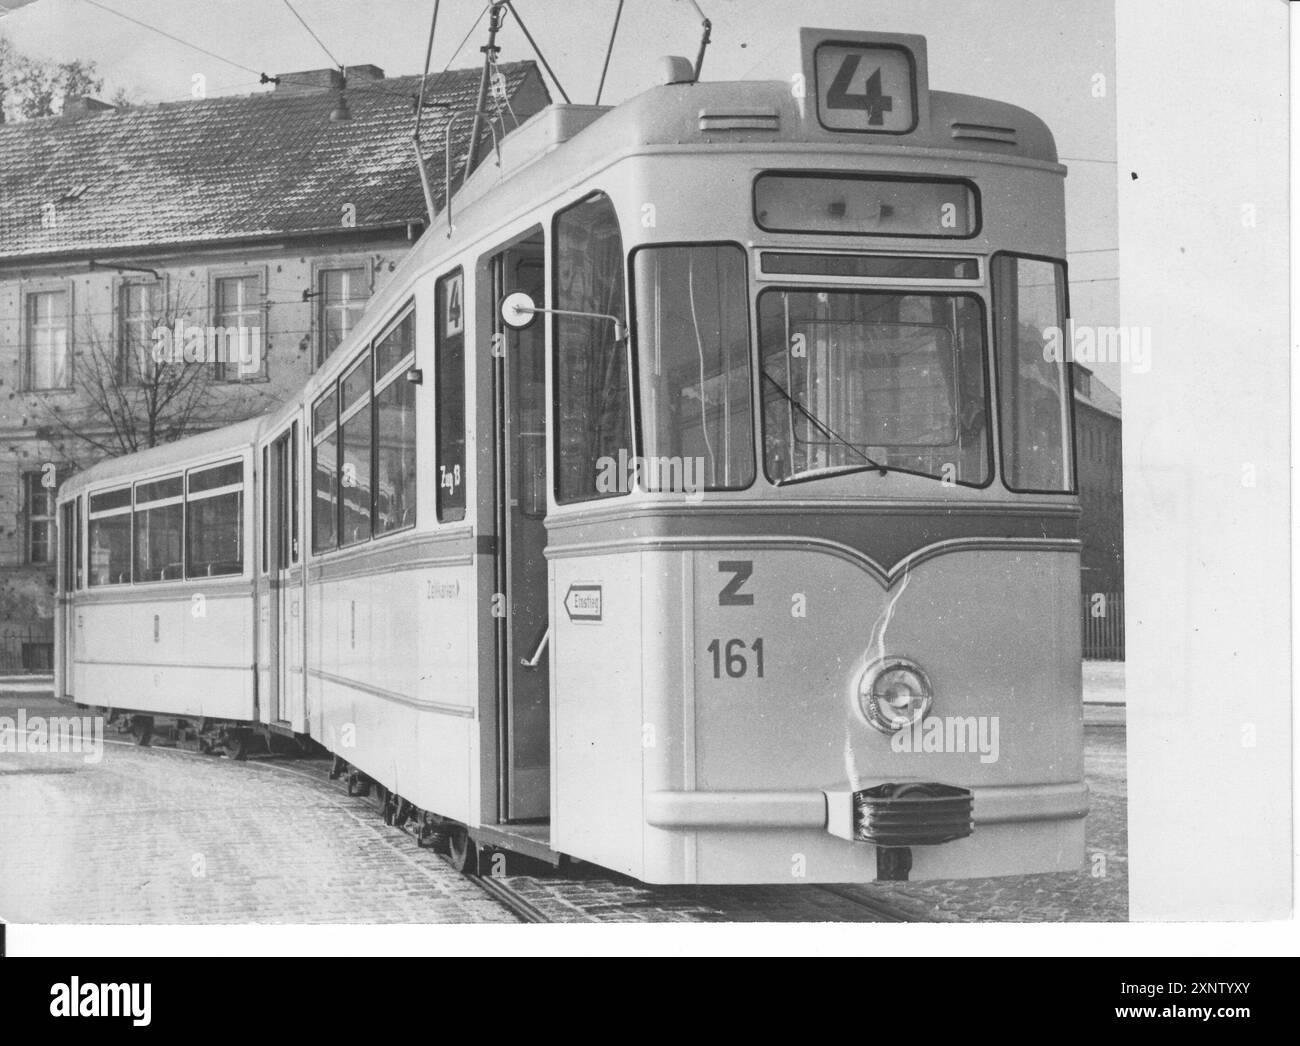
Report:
890,714,1000,763
595,450,707,502
50,978,151,1026
1043,320,1151,374
0,709,104,764
151,320,262,376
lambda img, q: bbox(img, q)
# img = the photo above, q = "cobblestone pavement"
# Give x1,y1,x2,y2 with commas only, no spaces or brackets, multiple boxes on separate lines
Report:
0,696,514,925
831,721,1128,922
0,692,1126,924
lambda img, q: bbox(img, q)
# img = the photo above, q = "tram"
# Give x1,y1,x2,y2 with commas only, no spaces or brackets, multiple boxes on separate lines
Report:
55,27,1086,884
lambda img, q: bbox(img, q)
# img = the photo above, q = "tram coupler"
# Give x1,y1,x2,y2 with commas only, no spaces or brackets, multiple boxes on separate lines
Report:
876,846,913,882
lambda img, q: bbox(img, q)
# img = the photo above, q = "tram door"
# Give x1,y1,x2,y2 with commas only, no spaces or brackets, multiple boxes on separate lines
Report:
59,498,78,695
264,423,302,726
490,234,549,821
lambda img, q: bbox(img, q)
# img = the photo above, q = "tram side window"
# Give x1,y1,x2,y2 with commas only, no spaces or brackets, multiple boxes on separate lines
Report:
633,244,754,490
339,351,373,545
312,389,339,551
554,193,631,503
186,461,244,578
88,487,132,586
133,475,183,582
435,269,466,522
993,255,1074,493
375,309,416,535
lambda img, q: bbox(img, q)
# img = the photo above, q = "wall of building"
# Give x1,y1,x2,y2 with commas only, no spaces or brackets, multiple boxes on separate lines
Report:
1075,401,1124,598
0,231,416,642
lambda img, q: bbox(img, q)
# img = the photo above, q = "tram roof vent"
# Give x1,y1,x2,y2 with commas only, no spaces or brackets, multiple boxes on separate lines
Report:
659,55,695,85
950,120,1018,145
699,106,781,133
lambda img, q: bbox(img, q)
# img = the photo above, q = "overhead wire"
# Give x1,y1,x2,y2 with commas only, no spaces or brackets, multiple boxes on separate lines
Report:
77,0,262,76
595,0,624,105
280,0,344,70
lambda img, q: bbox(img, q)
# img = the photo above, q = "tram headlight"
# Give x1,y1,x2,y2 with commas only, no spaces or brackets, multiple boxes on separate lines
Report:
856,657,933,733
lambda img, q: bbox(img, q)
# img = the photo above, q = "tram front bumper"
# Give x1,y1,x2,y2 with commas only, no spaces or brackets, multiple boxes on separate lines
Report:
644,781,1090,836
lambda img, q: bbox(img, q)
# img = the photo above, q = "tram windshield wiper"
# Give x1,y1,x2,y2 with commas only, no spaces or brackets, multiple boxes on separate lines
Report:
760,369,889,481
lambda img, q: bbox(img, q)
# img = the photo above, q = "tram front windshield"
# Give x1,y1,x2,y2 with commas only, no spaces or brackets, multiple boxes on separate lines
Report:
757,289,989,486
631,247,1071,494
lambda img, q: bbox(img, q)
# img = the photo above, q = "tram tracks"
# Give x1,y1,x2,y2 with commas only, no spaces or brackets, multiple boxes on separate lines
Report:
814,884,943,922
465,874,551,923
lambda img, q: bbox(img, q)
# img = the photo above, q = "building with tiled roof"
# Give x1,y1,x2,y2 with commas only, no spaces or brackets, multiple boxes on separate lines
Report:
0,61,549,661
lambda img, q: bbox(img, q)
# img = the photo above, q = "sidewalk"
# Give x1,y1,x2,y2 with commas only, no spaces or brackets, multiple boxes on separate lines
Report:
1082,659,1124,726
1082,660,1124,704
0,674,54,695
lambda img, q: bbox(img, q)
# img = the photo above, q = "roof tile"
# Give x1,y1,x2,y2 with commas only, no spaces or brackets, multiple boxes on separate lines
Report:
0,62,541,260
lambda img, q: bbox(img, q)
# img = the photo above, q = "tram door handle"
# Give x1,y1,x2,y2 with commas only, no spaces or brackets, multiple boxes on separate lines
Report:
520,626,549,668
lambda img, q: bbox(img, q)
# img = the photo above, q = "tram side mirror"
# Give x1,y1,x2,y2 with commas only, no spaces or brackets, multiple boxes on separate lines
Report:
500,291,539,330
499,291,628,342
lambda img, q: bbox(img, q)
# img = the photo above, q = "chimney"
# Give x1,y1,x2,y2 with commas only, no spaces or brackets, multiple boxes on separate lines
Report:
274,65,385,93
61,96,115,118
346,65,385,85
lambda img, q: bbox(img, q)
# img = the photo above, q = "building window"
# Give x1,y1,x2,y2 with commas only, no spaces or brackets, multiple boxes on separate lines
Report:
318,267,369,366
23,472,56,564
214,275,263,380
120,281,162,384
26,290,70,390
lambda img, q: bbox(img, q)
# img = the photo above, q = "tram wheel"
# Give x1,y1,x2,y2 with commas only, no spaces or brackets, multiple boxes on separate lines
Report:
446,825,479,875
224,732,248,761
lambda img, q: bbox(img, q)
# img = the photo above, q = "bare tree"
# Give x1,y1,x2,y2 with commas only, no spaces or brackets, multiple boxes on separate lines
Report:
0,37,105,122
39,285,279,457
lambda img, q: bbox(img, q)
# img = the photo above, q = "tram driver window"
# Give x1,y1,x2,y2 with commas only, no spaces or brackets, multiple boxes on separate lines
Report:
758,290,989,486
633,244,754,490
993,255,1074,493
553,193,632,503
